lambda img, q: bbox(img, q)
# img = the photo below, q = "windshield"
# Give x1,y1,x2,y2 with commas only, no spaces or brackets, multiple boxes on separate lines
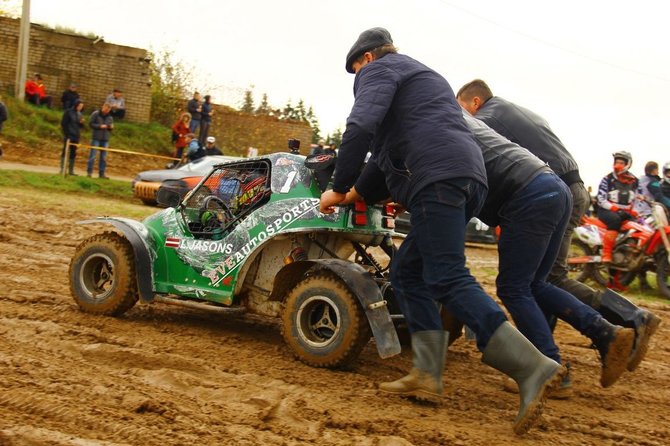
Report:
177,156,235,174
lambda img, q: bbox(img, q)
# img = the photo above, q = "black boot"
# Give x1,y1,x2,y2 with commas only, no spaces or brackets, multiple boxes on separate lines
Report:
587,316,634,387
482,322,566,435
379,330,448,403
598,289,661,371
68,158,78,176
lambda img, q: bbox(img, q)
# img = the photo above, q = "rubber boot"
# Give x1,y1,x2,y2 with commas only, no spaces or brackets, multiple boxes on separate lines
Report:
587,317,635,387
503,362,573,400
602,230,618,263
379,330,448,404
598,289,661,371
68,157,78,176
60,155,66,175
481,321,566,436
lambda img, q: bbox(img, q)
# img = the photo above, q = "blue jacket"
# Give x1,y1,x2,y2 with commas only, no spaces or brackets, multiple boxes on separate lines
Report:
333,53,486,207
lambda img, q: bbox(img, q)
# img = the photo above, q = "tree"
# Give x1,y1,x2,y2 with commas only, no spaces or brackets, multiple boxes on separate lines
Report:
329,128,343,148
148,49,194,127
306,106,321,143
240,88,255,114
256,93,270,115
282,100,299,121
295,99,307,122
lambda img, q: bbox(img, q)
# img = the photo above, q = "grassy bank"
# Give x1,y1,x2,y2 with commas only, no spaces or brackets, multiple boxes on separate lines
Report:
0,169,134,202
0,95,174,156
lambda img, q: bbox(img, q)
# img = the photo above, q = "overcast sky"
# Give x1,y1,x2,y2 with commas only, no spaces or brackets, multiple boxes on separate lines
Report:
14,0,670,188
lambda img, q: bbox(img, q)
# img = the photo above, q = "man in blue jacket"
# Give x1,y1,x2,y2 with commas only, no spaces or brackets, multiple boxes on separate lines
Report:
319,27,565,435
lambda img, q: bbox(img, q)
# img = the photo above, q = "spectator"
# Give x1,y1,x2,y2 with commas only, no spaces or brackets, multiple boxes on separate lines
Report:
199,94,214,145
320,27,565,435
204,136,222,156
25,73,53,108
105,88,126,120
187,92,202,133
0,94,8,158
647,162,670,209
87,103,114,179
310,139,326,155
637,161,660,216
170,112,191,167
61,83,80,110
184,133,205,162
60,99,85,176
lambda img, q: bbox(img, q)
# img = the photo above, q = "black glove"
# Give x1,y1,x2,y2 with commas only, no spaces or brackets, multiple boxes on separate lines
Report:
616,210,631,220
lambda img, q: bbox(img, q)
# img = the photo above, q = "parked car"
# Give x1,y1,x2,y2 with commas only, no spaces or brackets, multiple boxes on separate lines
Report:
132,156,240,205
394,213,497,244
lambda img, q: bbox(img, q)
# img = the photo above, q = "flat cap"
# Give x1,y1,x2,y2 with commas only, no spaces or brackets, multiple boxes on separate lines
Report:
345,27,393,73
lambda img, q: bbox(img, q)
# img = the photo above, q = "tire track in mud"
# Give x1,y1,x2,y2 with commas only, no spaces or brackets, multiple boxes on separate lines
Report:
1,189,670,445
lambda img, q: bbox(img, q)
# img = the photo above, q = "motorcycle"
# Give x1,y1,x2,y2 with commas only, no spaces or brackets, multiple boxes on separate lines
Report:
567,201,670,298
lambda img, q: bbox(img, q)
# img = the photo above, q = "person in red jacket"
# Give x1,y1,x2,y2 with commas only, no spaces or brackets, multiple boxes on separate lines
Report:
170,112,191,167
25,74,53,108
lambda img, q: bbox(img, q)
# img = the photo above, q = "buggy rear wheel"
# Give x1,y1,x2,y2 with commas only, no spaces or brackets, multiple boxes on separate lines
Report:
69,232,139,316
282,272,371,368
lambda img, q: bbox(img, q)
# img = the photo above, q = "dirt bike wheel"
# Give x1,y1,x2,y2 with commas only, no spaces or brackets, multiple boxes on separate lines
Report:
655,252,670,299
567,239,608,286
282,272,371,368
69,232,139,316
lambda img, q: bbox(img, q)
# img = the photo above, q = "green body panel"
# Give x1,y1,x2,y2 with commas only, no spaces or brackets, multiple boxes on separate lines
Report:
141,153,390,306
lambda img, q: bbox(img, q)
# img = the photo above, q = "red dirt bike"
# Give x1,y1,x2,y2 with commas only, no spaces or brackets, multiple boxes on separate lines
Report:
567,201,670,299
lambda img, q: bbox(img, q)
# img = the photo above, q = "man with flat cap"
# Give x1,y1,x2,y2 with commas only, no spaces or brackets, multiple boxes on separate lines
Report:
319,27,565,435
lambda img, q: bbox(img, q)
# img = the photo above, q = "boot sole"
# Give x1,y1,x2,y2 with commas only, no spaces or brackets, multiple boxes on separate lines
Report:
627,314,661,372
601,328,635,388
513,365,567,436
378,387,443,404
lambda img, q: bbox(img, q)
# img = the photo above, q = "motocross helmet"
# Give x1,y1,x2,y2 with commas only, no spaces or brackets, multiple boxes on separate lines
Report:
612,150,633,177
663,161,670,183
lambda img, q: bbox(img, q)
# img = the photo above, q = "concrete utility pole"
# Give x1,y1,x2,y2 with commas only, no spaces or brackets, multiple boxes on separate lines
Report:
14,0,31,100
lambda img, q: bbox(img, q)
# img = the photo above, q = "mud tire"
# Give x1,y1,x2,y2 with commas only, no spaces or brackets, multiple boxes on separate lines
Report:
282,272,371,368
568,239,608,286
69,231,139,316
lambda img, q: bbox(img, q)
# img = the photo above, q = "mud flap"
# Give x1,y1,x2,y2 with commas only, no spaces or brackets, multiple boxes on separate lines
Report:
309,259,401,359
78,218,155,303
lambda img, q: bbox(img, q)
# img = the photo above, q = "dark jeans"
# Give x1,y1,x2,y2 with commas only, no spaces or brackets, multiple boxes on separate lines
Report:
498,173,601,358
87,139,109,176
61,139,78,161
110,108,125,120
198,120,210,146
189,119,200,134
27,94,53,108
391,179,507,351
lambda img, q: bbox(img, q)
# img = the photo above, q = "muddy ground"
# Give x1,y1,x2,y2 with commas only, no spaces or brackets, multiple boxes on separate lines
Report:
0,181,669,446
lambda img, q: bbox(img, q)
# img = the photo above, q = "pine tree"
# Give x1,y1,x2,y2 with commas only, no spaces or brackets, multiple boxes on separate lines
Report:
256,93,270,115
241,89,255,114
306,106,321,143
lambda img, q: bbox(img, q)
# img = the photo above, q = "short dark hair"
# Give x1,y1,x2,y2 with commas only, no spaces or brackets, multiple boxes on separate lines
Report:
645,161,659,175
457,79,493,102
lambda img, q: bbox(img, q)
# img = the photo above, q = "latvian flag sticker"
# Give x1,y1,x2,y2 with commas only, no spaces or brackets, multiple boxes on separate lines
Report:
165,237,181,249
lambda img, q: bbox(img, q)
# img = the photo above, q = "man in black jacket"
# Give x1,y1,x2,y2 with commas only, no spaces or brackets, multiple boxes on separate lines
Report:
456,80,660,372
60,99,85,176
320,27,565,435
464,113,634,393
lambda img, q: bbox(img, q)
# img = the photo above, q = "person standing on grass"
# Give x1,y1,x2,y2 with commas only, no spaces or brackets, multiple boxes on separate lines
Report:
87,103,114,179
60,99,85,176
0,94,8,158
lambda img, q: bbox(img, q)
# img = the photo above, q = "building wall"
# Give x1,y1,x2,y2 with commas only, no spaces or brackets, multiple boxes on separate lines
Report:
0,16,151,122
208,106,313,156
